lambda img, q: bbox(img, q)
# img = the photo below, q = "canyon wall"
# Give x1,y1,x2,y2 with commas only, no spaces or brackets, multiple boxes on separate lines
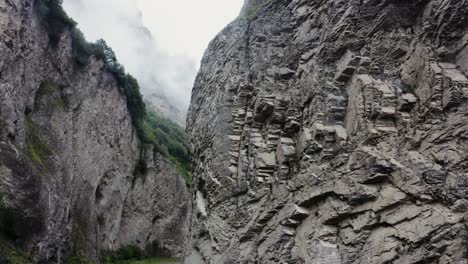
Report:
0,0,188,262
186,0,468,263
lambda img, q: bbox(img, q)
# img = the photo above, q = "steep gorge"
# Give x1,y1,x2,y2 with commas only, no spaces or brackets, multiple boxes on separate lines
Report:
185,0,468,263
0,0,188,263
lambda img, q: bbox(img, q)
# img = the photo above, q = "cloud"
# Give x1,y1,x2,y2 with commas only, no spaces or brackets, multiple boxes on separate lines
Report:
63,0,198,116
136,0,244,63
63,0,243,122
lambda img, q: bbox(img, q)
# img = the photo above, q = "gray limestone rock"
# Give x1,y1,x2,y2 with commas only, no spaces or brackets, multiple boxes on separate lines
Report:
0,0,188,262
185,0,468,263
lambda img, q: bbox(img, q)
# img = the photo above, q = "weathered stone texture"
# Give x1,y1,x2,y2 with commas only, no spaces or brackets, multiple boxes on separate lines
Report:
0,0,188,262
118,147,189,258
185,0,468,263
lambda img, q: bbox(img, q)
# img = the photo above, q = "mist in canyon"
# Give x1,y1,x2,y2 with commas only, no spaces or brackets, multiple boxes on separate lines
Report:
62,0,243,125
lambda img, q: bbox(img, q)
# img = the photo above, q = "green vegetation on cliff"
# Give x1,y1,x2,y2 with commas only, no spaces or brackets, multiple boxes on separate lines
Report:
34,0,146,136
25,117,53,169
104,245,144,263
34,0,190,184
65,256,94,264
65,245,178,264
0,246,35,264
35,0,76,46
142,111,191,185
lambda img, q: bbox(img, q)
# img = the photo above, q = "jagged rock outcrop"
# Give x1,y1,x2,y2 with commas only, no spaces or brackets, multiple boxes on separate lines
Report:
0,0,188,262
185,0,468,263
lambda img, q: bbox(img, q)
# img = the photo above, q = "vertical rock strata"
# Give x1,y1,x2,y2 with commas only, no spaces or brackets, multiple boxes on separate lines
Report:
186,0,468,263
0,0,188,262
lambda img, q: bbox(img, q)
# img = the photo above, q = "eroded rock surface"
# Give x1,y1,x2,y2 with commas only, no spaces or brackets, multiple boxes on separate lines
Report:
118,147,189,258
0,0,188,262
185,0,468,263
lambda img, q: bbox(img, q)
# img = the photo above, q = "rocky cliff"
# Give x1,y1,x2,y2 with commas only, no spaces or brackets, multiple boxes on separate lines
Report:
0,0,188,262
186,0,468,263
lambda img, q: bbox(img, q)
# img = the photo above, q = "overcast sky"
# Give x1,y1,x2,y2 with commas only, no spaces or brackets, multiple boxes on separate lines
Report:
137,0,244,63
63,0,243,115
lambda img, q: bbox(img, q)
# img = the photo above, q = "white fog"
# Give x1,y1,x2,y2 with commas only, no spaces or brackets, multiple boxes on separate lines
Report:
62,0,243,124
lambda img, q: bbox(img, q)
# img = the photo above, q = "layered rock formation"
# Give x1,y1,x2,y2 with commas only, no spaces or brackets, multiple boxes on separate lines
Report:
186,0,468,263
0,0,188,262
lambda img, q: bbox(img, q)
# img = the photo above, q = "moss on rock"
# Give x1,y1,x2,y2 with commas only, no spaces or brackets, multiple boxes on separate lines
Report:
0,246,35,264
25,116,53,168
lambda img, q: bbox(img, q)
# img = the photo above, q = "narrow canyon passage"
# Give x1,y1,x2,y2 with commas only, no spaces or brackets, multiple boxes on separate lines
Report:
0,0,467,264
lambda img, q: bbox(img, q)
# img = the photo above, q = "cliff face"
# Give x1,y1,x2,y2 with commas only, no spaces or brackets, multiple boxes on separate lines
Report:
0,0,188,262
186,0,468,263
118,147,189,258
